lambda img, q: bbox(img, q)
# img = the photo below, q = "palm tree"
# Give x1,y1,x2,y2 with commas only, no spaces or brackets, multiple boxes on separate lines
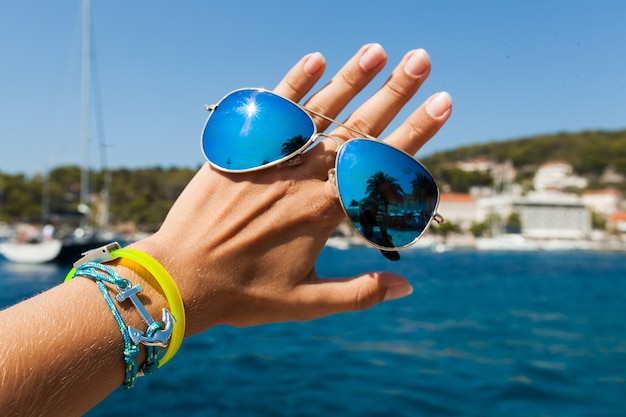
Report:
280,135,308,156
365,171,404,212
411,173,436,201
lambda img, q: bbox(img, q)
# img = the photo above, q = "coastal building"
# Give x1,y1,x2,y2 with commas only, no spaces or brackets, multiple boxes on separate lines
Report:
456,157,493,173
581,189,623,217
608,212,626,234
476,191,591,240
533,161,588,191
430,161,602,243
600,167,625,184
437,193,476,231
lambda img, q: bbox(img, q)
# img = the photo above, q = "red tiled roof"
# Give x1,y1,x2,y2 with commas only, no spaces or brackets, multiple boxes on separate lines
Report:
440,193,475,202
582,189,623,196
609,212,626,221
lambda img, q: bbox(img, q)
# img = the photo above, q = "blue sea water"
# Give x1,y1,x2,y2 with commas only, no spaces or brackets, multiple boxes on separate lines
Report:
2,247,626,416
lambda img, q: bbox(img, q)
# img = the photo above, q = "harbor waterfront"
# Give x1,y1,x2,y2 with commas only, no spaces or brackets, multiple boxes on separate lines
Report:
2,246,625,416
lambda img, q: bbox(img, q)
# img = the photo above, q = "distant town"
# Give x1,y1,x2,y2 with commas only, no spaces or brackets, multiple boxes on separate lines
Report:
2,129,626,253
432,157,626,251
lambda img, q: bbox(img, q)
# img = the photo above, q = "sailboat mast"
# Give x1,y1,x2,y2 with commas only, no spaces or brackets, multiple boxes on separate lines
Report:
80,0,91,212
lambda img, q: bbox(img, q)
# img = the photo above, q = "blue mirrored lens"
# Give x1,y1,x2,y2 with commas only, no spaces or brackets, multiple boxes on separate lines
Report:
335,139,439,249
202,89,316,171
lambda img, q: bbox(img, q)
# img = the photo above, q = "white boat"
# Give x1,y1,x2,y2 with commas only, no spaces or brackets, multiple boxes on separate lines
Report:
0,240,63,264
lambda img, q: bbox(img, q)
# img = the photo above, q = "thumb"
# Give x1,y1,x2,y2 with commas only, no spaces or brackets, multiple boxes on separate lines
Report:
296,272,414,320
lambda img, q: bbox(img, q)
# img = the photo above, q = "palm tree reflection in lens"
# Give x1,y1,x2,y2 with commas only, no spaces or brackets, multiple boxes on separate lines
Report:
335,139,441,259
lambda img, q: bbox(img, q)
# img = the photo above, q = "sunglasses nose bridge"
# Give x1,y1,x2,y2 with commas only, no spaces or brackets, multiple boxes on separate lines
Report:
327,168,339,198
317,132,342,149
303,106,378,141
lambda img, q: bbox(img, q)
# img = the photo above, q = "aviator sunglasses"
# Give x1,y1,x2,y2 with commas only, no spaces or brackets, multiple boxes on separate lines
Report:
201,88,444,260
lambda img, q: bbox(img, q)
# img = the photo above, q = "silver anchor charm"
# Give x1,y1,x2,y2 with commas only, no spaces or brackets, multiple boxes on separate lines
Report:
116,284,176,347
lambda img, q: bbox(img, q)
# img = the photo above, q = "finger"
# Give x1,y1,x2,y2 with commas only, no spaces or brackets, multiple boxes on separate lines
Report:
276,44,389,174
291,272,414,320
338,48,432,138
384,91,453,155
273,52,327,102
303,43,388,131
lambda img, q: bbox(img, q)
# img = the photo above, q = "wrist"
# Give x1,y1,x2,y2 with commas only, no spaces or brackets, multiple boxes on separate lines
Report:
66,261,163,387
67,242,185,375
107,258,170,334
128,235,224,335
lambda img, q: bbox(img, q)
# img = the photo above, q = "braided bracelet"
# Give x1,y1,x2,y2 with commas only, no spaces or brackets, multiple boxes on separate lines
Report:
65,242,186,383
72,261,145,388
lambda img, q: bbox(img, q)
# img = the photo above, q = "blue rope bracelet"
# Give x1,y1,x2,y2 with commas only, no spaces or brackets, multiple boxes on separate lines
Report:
74,262,163,388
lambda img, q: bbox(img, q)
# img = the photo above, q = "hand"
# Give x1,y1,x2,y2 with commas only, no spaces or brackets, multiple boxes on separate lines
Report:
134,43,452,333
0,44,451,417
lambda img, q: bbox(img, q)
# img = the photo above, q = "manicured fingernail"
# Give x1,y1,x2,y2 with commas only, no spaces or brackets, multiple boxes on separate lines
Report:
404,48,430,77
359,43,386,71
426,91,452,118
303,52,325,75
383,282,413,301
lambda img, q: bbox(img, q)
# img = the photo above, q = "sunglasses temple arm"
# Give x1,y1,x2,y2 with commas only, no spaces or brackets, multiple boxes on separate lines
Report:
380,249,401,261
303,107,378,141
378,214,444,261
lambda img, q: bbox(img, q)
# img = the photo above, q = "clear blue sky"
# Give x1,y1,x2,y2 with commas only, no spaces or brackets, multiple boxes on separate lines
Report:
1,0,624,175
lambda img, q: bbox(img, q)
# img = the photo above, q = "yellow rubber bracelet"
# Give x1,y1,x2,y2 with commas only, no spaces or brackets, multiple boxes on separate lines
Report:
65,246,185,367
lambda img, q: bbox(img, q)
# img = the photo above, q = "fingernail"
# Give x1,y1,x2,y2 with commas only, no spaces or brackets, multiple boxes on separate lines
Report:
426,91,452,118
303,52,325,75
359,43,386,71
404,48,430,77
383,282,413,301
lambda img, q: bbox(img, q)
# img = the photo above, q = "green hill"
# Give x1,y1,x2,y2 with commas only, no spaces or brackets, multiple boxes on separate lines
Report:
421,129,626,192
2,128,626,227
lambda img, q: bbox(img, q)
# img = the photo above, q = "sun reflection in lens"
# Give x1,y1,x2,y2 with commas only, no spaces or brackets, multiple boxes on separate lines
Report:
237,97,260,136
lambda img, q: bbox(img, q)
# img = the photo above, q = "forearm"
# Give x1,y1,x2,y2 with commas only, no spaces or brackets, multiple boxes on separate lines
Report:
0,263,168,417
